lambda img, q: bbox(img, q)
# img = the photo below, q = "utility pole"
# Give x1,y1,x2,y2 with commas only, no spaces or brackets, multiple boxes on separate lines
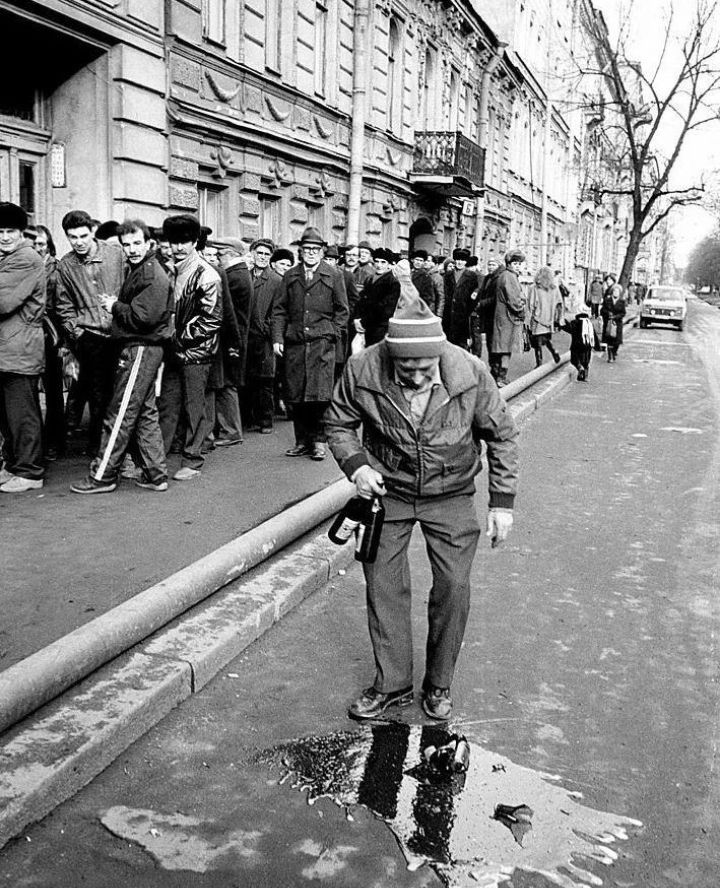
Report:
348,0,371,242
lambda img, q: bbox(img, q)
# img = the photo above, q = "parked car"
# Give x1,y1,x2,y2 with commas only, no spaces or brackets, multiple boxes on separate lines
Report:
639,285,687,331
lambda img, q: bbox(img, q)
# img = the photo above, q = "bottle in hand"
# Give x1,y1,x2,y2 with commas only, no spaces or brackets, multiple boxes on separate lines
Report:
328,495,385,564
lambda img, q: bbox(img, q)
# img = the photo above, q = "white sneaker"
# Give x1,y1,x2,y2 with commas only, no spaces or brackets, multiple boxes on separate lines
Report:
0,476,43,493
173,467,201,481
0,467,15,485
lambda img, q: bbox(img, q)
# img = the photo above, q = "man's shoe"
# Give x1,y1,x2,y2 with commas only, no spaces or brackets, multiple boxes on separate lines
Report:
422,685,453,721
348,686,413,721
260,427,274,435
553,351,561,364
310,444,326,461
135,477,169,492
0,467,15,485
70,476,116,495
1,476,43,493
214,437,243,447
286,444,311,457
173,467,201,481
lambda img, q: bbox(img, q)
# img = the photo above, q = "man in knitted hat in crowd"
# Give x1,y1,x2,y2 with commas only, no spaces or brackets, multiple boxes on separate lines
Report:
326,261,519,722
0,201,47,492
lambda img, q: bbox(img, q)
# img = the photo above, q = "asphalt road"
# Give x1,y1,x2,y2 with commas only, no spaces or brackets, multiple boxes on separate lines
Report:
0,329,570,670
1,300,718,886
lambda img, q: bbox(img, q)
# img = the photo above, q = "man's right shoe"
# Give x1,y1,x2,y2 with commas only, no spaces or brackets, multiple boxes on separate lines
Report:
348,686,413,720
422,685,453,721
173,467,201,481
135,477,169,492
1,476,43,494
285,444,311,457
0,467,15,485
70,477,116,495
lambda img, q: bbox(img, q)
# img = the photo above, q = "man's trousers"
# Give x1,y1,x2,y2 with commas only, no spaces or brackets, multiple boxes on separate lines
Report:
158,361,212,470
0,372,44,479
74,331,116,456
362,493,481,694
91,343,167,484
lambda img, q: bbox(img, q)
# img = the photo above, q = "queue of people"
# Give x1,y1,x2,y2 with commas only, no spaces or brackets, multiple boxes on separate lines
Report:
0,197,631,494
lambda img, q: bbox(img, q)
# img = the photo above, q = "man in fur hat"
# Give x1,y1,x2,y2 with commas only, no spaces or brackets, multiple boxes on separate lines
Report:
326,262,519,722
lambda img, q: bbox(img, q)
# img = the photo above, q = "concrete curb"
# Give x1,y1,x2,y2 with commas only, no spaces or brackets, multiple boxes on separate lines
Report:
0,331,637,848
0,534,355,849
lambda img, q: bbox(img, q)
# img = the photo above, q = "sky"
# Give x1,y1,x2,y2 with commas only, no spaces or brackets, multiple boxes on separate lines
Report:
593,0,720,264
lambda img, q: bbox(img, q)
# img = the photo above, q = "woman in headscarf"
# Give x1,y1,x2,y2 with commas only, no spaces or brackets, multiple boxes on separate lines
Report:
601,283,626,362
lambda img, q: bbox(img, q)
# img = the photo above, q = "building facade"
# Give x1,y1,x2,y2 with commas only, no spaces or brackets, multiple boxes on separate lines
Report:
0,0,660,281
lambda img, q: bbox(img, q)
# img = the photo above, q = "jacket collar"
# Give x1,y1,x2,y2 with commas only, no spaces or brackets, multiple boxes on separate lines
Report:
355,342,478,399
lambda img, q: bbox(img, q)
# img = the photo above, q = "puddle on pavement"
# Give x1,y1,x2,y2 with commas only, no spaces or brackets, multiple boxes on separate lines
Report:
257,722,642,887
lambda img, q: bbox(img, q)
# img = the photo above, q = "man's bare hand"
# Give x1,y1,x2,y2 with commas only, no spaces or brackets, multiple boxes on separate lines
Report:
273,343,284,357
353,465,386,499
486,508,514,548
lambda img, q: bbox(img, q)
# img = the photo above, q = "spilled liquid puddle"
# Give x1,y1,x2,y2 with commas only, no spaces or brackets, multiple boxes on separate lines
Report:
257,722,642,887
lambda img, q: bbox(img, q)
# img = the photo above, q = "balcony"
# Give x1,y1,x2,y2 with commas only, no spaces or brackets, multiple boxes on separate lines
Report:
411,131,485,198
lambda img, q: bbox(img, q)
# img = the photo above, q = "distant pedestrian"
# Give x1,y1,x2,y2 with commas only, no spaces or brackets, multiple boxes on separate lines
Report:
0,202,46,493
601,283,626,362
526,266,562,367
488,250,526,387
469,256,501,360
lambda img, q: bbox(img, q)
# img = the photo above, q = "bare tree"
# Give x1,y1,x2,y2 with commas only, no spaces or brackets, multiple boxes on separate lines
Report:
577,0,720,286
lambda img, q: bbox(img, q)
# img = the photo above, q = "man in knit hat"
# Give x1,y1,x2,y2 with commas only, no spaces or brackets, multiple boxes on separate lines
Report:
326,261,519,722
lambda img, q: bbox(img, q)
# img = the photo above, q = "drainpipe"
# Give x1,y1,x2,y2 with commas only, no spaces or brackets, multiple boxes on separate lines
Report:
348,0,371,242
540,99,552,266
474,43,506,256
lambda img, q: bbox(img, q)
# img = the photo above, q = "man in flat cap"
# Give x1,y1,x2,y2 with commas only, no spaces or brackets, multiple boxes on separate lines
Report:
271,226,348,460
0,202,46,492
487,250,527,387
326,262,519,722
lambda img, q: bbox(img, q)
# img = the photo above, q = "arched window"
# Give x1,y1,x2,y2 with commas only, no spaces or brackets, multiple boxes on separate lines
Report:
447,69,459,130
387,19,401,132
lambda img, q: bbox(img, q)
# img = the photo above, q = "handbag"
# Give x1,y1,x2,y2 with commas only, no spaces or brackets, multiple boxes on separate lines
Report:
607,319,617,338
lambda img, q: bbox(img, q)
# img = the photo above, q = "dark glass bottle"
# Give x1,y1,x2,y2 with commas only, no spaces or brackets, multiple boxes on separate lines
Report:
328,496,367,545
354,496,385,564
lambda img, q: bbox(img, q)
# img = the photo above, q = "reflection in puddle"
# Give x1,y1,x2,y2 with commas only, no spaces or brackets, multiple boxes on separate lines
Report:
257,723,641,886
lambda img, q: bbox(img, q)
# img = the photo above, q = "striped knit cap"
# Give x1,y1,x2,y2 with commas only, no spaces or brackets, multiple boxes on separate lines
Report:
385,260,446,357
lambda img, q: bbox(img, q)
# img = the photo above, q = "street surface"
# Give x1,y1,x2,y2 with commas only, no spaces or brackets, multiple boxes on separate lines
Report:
1,301,719,885
0,330,570,670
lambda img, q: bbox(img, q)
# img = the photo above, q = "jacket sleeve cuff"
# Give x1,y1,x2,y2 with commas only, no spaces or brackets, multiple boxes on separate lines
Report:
489,492,515,510
343,453,370,479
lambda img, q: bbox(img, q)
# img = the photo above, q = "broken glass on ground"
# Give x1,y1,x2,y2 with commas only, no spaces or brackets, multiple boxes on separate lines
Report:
256,722,642,886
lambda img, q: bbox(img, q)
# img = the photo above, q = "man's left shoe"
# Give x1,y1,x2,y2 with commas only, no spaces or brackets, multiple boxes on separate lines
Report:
348,686,414,720
422,685,453,721
310,444,326,460
135,477,169,492
214,437,243,447
70,477,116,495
1,476,43,494
173,467,201,481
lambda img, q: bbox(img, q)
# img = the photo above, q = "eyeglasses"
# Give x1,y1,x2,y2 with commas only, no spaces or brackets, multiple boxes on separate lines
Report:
302,245,323,253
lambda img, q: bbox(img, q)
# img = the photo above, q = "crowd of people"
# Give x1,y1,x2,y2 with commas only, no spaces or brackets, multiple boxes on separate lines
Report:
0,199,629,494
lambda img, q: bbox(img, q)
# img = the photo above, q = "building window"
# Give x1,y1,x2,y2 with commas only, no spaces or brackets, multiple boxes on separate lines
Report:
423,48,435,129
314,2,328,96
202,0,226,45
387,18,401,133
260,195,281,241
18,161,35,222
198,184,226,233
265,0,282,72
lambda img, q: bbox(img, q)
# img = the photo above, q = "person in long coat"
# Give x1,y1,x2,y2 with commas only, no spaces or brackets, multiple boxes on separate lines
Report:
469,255,501,360
272,227,348,460
526,265,562,367
601,283,626,362
488,250,526,387
442,248,478,348
355,248,400,346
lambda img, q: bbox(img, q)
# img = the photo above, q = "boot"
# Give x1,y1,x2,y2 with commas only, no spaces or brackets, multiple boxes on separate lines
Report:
534,348,543,368
496,367,508,388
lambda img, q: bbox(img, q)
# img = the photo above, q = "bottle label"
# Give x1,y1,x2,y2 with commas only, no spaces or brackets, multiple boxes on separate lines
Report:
355,524,366,551
336,517,360,541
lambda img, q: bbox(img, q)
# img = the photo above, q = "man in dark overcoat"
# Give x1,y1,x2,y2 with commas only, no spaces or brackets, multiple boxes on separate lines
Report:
488,250,526,387
443,247,478,348
272,226,348,460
